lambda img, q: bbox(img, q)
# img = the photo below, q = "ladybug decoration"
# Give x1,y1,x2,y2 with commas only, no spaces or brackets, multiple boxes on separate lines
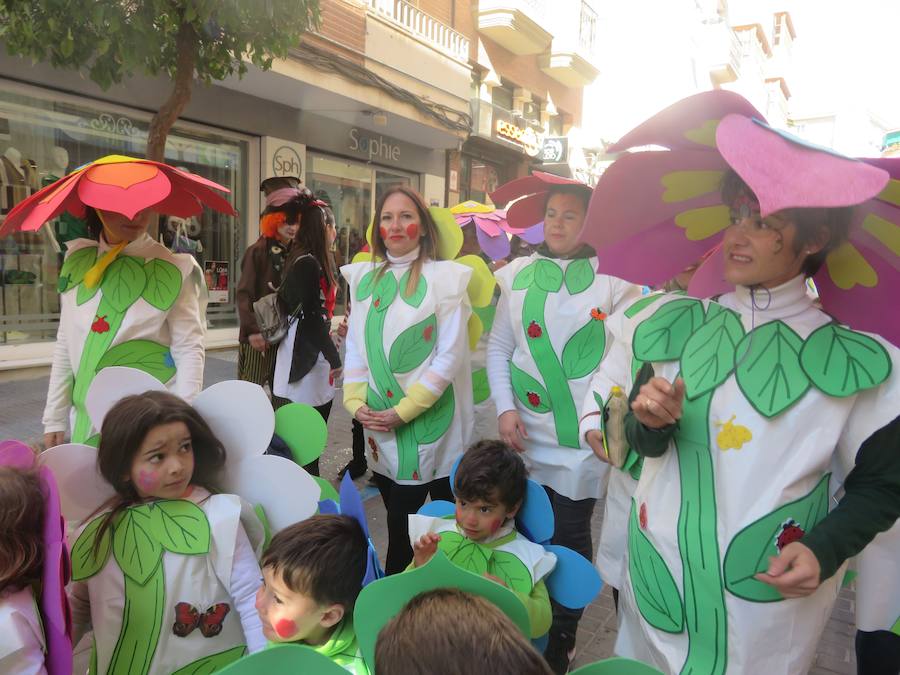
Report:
423,324,434,341
775,519,805,551
527,321,542,339
172,602,230,638
639,502,648,530
91,315,110,333
527,391,542,407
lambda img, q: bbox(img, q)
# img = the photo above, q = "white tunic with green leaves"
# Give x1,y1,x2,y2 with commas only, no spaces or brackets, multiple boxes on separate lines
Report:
605,278,898,675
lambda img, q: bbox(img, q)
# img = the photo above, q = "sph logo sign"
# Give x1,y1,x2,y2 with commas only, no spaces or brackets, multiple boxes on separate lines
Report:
349,128,401,163
272,146,302,177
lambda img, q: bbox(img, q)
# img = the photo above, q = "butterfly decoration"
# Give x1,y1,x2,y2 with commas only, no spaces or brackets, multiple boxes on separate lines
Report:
173,602,230,638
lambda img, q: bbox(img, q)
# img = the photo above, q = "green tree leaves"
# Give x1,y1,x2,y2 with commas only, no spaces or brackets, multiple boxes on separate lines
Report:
399,269,427,308
627,500,683,633
680,306,744,398
633,298,705,362
561,317,607,379
563,258,594,295
510,363,550,413
60,246,98,289
101,256,146,313
142,258,183,310
723,475,830,602
389,314,437,374
71,515,113,581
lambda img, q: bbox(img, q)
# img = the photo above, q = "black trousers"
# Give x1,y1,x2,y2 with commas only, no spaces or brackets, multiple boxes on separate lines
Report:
372,472,454,574
856,629,900,675
543,485,597,646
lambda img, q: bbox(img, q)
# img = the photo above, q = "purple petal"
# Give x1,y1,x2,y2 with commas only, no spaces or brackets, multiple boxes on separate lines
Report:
476,225,510,260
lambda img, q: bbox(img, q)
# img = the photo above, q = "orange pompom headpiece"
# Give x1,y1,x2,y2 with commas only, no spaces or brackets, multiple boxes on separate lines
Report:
260,211,288,238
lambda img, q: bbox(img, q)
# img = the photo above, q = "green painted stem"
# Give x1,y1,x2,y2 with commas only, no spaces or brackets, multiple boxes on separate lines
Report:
675,389,727,675
71,300,125,443
522,287,579,448
364,299,419,479
107,567,165,675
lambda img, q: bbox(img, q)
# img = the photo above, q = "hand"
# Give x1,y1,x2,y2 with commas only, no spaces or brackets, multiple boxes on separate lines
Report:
631,377,685,429
369,408,404,431
413,533,441,567
355,405,383,430
329,368,343,385
248,333,267,352
337,319,348,338
43,431,64,449
498,410,528,452
754,542,822,598
483,573,507,587
585,429,609,463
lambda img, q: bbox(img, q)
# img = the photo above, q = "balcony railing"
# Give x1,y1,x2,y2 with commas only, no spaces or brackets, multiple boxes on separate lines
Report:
578,2,598,56
368,0,470,62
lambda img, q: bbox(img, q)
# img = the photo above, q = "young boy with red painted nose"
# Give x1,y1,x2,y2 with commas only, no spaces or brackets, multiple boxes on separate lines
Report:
255,515,370,674
409,440,556,638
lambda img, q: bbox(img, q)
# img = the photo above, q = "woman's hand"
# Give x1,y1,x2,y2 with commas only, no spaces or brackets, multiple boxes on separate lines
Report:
248,333,267,353
336,318,348,338
631,377,685,429
43,431,64,449
370,408,404,431
755,542,822,598
355,406,402,432
498,410,529,452
413,533,441,568
585,429,609,463
329,368,343,386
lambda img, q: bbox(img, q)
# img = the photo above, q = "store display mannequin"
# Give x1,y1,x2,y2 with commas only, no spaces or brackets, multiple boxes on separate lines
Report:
1,146,26,215
49,146,69,177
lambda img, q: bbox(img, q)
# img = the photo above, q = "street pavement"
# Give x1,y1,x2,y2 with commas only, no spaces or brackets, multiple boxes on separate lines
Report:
0,348,858,673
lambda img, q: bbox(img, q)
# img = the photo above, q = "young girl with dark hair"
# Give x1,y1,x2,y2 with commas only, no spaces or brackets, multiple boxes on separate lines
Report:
272,193,342,477
0,467,48,674
68,390,265,675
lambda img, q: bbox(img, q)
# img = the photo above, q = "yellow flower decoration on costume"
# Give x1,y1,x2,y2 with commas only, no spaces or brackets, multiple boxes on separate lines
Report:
716,415,752,451
353,207,496,347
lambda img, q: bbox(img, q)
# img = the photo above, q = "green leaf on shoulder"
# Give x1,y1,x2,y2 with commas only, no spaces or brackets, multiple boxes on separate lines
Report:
735,321,810,417
533,259,564,293
633,297,705,363
112,506,163,584
624,292,666,319
800,324,892,397
149,500,211,555
680,306,744,398
627,500,683,633
76,279,101,306
372,270,398,313
142,258,183,311
723,474,830,602
100,256,147,313
512,262,536,290
439,531,490,576
399,269,427,308
564,258,594,295
488,549,534,595
357,269,377,301
60,246,98,289
71,515,113,581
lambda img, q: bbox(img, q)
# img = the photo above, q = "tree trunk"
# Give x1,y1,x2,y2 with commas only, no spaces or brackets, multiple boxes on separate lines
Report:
145,21,197,162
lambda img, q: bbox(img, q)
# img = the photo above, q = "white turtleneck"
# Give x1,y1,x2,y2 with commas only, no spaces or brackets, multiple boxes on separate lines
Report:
718,275,823,328
385,246,421,267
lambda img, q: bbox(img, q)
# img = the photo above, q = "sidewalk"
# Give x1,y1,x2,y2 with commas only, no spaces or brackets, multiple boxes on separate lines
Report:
0,348,858,673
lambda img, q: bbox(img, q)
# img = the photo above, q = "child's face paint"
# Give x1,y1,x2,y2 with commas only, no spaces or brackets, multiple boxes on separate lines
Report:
128,421,195,500
454,493,518,542
378,192,422,258
255,566,342,646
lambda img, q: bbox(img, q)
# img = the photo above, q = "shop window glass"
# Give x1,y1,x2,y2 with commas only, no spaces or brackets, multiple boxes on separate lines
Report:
461,156,502,205
0,84,247,345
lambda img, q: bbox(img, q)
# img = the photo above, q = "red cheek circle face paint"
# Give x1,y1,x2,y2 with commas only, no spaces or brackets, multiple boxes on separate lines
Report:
489,517,502,534
274,618,297,639
405,223,419,239
379,226,389,240
454,504,463,525
137,469,159,492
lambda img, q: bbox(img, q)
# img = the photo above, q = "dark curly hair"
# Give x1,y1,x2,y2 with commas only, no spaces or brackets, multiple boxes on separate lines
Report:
454,440,527,511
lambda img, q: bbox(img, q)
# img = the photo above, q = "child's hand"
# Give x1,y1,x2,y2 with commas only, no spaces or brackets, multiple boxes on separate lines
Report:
484,573,507,587
413,533,441,568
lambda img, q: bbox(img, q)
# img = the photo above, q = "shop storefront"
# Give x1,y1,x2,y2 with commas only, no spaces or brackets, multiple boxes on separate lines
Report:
0,79,250,363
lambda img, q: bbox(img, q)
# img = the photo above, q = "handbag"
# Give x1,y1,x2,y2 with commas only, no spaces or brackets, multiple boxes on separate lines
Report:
252,254,307,345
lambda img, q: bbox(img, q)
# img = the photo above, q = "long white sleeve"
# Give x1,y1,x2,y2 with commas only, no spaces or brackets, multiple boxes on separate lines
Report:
168,264,206,403
486,288,517,416
417,298,471,397
67,580,92,648
0,590,48,675
42,316,73,435
342,314,369,385
229,525,266,654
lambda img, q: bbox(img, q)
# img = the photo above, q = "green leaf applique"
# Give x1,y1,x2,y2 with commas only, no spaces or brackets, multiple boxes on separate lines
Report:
472,367,491,404
510,362,551,413
142,258,183,311
439,531,490,576
633,298,705,362
800,324,892,397
371,270,398,313
77,278,101,305
563,258,594,295
473,304,496,333
723,474,830,602
112,507,163,584
624,292,666,319
680,306,744,398
399,269,427,308
95,340,177,383
171,646,248,675
389,314,437,374
512,262,536,290
627,500,684,633
561,314,607,379
367,385,390,411
356,269,377,301
735,321,810,417
148,500,211,555
71,515,113,581
488,549,533,595
101,256,147,313
412,385,455,444
533,259,564,293
60,246,98,289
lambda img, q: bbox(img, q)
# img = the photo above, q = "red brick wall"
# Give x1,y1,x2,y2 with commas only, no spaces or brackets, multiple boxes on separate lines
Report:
305,0,367,63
